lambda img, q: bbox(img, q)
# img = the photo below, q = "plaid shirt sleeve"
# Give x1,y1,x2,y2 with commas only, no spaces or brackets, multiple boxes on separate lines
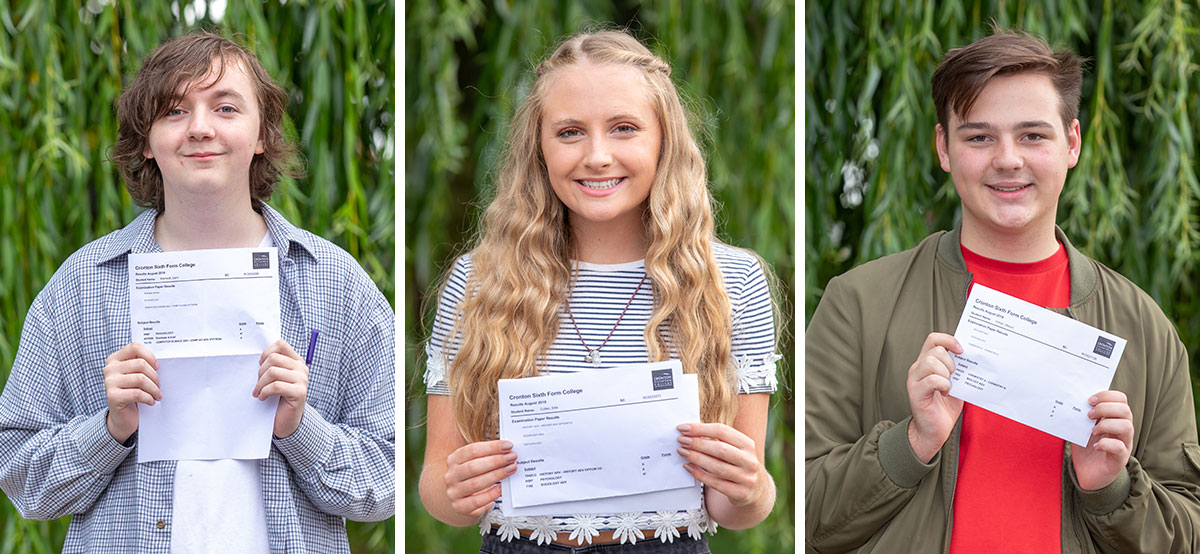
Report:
271,253,396,522
0,278,134,520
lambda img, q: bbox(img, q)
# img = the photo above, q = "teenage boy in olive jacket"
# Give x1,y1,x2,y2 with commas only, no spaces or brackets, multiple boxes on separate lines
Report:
805,31,1200,554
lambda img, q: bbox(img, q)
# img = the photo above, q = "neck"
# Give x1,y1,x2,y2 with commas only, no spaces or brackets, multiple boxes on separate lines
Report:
155,189,267,251
570,213,649,264
959,220,1060,263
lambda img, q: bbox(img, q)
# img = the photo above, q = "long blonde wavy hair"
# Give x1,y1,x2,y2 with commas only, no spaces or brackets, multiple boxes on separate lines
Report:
445,30,738,442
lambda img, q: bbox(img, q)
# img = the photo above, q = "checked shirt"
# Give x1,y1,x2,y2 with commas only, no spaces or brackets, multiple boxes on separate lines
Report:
0,203,395,553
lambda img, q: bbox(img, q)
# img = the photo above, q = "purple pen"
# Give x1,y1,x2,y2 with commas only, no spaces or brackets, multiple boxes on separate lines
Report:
305,329,320,365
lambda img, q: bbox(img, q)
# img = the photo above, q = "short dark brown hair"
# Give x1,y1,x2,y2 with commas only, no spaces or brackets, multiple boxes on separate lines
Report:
932,29,1084,133
110,32,300,212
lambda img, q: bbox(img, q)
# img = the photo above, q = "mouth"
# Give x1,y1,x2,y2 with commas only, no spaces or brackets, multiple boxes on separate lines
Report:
986,183,1032,193
576,177,624,190
185,152,222,160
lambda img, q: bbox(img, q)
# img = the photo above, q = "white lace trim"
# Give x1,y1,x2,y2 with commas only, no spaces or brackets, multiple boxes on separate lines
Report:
480,504,712,544
423,343,449,388
736,352,782,393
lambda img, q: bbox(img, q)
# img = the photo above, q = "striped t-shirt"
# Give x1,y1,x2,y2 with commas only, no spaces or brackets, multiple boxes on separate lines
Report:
424,243,780,544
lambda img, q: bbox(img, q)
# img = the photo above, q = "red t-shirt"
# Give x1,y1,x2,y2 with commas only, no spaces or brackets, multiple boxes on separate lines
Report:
948,244,1069,554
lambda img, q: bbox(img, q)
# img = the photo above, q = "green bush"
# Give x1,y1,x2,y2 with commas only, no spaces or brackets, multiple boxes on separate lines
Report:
405,1,795,552
0,1,394,552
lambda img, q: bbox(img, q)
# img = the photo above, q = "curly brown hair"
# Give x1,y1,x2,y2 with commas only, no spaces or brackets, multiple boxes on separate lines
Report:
110,32,300,212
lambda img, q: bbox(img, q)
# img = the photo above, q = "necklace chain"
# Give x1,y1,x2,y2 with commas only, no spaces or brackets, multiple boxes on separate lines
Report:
565,273,649,366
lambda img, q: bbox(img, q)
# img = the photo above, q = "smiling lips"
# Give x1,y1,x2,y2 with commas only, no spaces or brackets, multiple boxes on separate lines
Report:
185,152,222,160
576,177,624,190
987,183,1032,193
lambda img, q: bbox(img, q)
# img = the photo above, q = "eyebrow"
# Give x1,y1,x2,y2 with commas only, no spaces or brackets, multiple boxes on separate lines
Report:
955,120,1055,132
547,113,647,128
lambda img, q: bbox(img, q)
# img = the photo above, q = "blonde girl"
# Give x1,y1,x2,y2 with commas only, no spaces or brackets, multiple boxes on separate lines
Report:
419,30,781,553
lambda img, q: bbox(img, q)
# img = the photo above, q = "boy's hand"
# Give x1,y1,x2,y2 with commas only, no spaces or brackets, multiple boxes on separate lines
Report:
254,339,309,438
103,342,161,444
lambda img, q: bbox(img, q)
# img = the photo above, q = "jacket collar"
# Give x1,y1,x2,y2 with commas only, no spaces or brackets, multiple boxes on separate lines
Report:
935,221,1098,305
95,202,317,265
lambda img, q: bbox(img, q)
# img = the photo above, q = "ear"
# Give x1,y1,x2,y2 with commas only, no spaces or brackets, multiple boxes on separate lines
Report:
1065,118,1081,169
143,144,154,159
935,124,951,173
255,136,265,155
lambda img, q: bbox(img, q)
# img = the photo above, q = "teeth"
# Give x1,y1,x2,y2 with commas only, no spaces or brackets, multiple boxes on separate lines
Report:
578,178,621,190
991,184,1028,192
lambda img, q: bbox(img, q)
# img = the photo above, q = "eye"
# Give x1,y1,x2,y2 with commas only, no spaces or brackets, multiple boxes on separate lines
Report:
167,108,185,117
614,123,638,134
965,135,989,144
557,128,583,139
217,105,237,114
1023,133,1045,142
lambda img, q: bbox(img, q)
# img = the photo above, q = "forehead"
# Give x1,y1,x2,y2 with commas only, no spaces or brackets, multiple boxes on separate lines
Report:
953,72,1062,127
171,58,260,104
540,62,656,123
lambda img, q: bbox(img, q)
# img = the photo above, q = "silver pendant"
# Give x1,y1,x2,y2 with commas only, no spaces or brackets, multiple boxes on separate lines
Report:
584,349,602,366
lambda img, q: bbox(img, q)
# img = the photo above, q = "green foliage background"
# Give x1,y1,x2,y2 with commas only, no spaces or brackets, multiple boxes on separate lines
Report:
405,1,795,552
0,1,394,552
807,2,1200,425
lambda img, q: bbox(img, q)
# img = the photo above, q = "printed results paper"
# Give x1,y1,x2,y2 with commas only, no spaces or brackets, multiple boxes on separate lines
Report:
498,360,701,515
129,247,280,462
950,284,1127,446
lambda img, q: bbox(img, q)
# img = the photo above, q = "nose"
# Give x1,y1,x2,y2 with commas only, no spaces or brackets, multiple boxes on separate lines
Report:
583,137,613,169
186,110,214,140
992,137,1023,171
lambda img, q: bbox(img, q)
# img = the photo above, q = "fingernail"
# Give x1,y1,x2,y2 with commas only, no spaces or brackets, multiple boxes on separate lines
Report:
500,440,513,450
1089,396,1098,405
677,436,693,445
504,452,517,462
676,424,691,432
505,463,517,473
677,447,689,457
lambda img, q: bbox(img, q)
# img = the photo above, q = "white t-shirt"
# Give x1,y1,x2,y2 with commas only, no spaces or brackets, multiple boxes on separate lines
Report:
169,232,273,553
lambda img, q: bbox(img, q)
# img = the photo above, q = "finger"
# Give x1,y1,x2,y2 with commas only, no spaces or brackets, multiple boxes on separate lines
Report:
109,386,159,408
260,339,301,364
922,332,963,355
1090,418,1134,442
449,461,518,500
111,371,163,400
463,484,501,520
682,461,744,500
108,362,162,398
675,423,755,449
678,445,753,483
1088,402,1133,421
913,373,953,397
258,352,303,378
107,343,159,370
447,450,518,482
446,440,514,466
677,434,755,466
462,483,504,517
1090,390,1128,406
256,381,306,403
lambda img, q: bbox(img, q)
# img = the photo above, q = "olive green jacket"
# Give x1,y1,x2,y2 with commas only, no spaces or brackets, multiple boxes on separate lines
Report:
805,226,1200,553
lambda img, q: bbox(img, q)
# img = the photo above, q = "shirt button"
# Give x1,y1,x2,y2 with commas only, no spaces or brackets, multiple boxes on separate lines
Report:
156,520,166,529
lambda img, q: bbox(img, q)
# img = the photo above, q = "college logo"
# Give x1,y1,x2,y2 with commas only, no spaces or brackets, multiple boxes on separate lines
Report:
1093,336,1116,358
651,368,674,391
252,252,271,270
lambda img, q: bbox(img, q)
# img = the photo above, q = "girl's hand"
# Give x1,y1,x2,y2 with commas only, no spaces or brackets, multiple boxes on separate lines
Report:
444,439,519,519
676,422,768,507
